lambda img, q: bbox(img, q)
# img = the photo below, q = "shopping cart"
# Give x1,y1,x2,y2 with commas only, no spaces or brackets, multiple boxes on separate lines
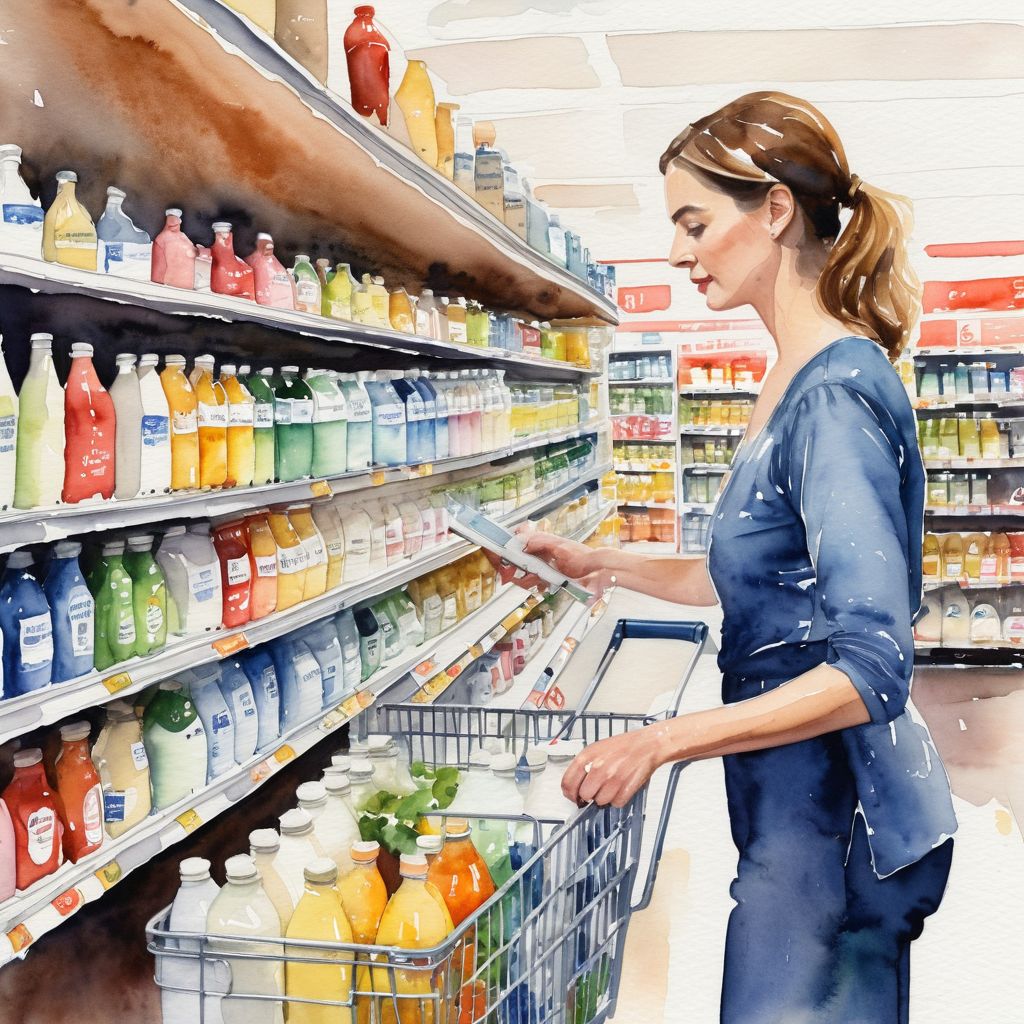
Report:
147,618,707,1024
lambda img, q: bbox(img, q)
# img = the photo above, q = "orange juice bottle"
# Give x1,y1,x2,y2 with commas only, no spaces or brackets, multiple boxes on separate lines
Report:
288,504,328,601
42,171,97,270
337,841,388,944
160,354,200,491
267,506,309,611
245,509,279,620
220,364,255,489
921,534,941,582
189,355,228,489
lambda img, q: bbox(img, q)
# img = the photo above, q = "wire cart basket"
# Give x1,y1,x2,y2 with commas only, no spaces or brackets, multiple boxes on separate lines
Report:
147,618,708,1024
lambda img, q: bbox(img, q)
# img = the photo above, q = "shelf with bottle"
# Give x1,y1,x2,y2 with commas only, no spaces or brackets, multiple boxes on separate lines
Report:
613,465,677,474
926,504,1024,518
0,578,535,963
619,500,676,510
680,384,762,396
679,425,746,437
0,3,614,325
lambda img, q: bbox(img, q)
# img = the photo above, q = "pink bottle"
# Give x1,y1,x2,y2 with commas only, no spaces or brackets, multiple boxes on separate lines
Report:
151,208,198,290
62,342,117,503
0,799,15,903
210,221,256,301
245,232,296,309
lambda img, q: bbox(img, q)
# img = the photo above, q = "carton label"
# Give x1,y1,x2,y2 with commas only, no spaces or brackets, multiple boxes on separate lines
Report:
198,402,228,429
103,791,126,822
226,556,250,586
116,613,136,647
20,613,53,667
141,414,170,448
130,741,149,771
300,535,326,567
67,586,95,657
189,565,218,603
83,784,103,845
0,413,15,456
254,403,274,428
277,545,307,574
228,402,254,426
290,400,314,424
2,203,43,226
254,554,277,578
373,404,404,427
275,399,292,425
26,807,56,865
172,409,198,436
346,395,372,422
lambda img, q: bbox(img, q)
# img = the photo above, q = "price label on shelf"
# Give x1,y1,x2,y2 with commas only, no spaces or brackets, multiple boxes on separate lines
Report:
341,695,362,718
357,690,375,709
412,463,433,478
212,633,249,657
274,745,296,765
371,470,387,486
310,479,333,498
413,658,437,678
51,888,83,917
102,672,133,695
7,924,32,954
95,861,123,890
175,809,203,835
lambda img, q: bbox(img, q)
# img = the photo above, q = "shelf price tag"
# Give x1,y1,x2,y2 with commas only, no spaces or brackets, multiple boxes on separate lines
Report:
102,671,133,695
413,658,437,678
371,469,387,486
310,479,333,498
7,924,32,954
412,463,433,478
175,809,203,835
95,861,123,890
341,694,362,718
274,745,296,765
212,633,249,657
51,888,84,918
357,690,375,709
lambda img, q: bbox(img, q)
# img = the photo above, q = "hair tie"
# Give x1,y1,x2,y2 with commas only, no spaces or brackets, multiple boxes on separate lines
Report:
845,173,864,207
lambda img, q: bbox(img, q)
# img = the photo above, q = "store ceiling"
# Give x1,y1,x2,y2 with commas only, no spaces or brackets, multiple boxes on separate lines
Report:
366,0,1024,262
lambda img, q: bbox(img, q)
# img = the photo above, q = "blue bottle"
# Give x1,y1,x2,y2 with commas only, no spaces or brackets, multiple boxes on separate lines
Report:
297,620,346,709
420,371,448,460
362,371,407,467
409,370,439,462
238,647,281,752
218,659,259,765
391,371,432,465
0,551,54,698
187,665,235,781
42,541,95,683
268,637,323,733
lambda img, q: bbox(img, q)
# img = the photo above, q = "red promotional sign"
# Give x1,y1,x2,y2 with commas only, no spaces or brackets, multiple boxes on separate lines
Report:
617,285,671,314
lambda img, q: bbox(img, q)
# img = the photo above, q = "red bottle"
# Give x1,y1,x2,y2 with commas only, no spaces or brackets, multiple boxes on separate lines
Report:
213,517,253,628
151,208,198,290
54,721,104,863
344,5,390,126
2,748,64,890
210,221,256,301
62,342,117,503
245,232,296,309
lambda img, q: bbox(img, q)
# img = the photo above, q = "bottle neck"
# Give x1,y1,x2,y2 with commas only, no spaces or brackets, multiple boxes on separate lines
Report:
57,181,78,200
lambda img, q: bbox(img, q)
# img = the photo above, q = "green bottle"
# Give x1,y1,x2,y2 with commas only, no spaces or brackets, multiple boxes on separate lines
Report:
290,254,322,314
244,367,277,485
123,534,168,657
304,369,348,478
321,263,355,321
272,366,314,481
94,540,137,670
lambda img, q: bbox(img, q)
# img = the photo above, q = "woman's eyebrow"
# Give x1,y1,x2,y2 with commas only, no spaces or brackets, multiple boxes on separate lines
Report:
671,204,707,223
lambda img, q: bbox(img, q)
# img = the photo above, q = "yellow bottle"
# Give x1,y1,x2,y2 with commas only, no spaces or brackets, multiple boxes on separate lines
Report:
285,858,355,1024
160,355,200,491
352,275,373,325
189,354,228,489
42,171,97,270
288,503,328,601
368,277,390,328
921,533,941,582
337,841,388,945
472,549,497,603
268,506,309,610
395,60,438,168
221,0,275,34
389,289,415,334
940,533,963,581
434,102,459,179
446,299,468,345
458,554,483,616
964,533,987,581
323,263,356,322
219,364,256,489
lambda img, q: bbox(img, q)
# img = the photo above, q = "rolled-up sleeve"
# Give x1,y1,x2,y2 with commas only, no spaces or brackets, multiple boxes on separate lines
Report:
784,382,915,724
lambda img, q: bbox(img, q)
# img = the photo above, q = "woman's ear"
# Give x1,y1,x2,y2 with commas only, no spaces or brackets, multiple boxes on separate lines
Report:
766,184,796,240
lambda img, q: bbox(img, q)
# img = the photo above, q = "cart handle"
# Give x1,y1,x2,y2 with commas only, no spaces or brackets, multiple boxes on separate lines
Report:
632,760,688,912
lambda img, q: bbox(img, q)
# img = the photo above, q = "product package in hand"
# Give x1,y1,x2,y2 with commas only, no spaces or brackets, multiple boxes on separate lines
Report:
445,496,592,603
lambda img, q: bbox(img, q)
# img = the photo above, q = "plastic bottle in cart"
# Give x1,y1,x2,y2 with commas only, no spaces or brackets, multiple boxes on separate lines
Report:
269,637,324,732
61,342,117,503
0,551,53,697
163,858,225,1024
250,829,296,931
290,254,322,314
245,508,279,620
427,817,495,926
96,186,152,280
304,369,348,478
274,367,315,481
0,800,16,903
42,540,94,683
391,371,433,464
346,759,377,815
151,208,198,289
245,368,277,485
54,721,104,863
0,144,43,257
288,503,328,600
156,525,223,635
367,736,417,797
14,333,65,509
2,748,64,890
337,840,387,943
210,221,256,300
42,170,97,270
160,354,200,491
188,665,236,781
310,781,360,877
238,647,282,752
108,353,143,499
283,858,354,1024
336,372,372,471
92,699,151,840
266,506,308,611
527,741,583,822
206,854,284,1024
447,749,493,815
246,232,296,309
0,339,17,510
220,364,256,488
132,353,172,494
218,658,259,764
212,517,253,629
274,808,327,907
190,354,229,489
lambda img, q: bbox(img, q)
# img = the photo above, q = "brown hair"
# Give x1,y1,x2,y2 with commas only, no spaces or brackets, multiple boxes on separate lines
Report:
659,91,921,360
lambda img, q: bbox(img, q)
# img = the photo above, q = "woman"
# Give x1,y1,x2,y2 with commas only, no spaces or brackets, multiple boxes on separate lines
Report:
522,93,958,1022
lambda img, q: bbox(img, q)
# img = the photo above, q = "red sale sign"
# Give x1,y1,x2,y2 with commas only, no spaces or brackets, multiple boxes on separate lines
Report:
617,285,671,313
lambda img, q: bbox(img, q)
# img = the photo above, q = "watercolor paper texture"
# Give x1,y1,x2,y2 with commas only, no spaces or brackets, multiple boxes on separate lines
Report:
0,1,1022,1021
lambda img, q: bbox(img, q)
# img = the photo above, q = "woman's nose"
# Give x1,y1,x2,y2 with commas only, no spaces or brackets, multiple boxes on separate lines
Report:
668,231,695,269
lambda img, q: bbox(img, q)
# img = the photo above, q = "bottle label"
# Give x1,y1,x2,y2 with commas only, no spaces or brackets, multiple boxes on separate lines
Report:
290,400,314,424
301,535,326,566
26,807,56,865
130,741,149,770
277,545,308,574
313,394,347,424
103,791,126,823
944,561,962,578
20,612,53,667
404,399,428,422
254,553,277,578
172,409,198,436
83,784,103,845
275,399,292,425
198,402,228,429
117,613,137,647
329,299,349,319
2,203,43,226
189,565,218,603
326,538,345,558
146,598,164,638
101,240,152,275
54,230,96,251
346,394,372,422
415,309,430,334
0,413,14,456
254,402,274,428
226,556,250,586
261,667,279,701
67,586,95,658
296,280,319,305
228,402,254,426
449,322,469,344
141,414,170,448
373,403,404,427
212,711,231,733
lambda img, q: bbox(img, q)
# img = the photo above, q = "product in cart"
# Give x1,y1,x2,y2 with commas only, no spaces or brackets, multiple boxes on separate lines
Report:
2,748,63,890
96,185,152,279
428,817,496,925
189,664,236,780
42,170,97,270
206,853,284,1024
191,354,230,489
210,221,256,301
142,680,208,809
250,829,296,930
0,551,54,697
14,333,65,509
0,144,43,257
275,808,327,907
54,720,104,863
92,699,151,840
43,540,95,683
337,840,388,945
238,647,282,753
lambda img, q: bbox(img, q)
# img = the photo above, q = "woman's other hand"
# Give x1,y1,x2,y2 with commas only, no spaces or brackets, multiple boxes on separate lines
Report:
561,729,663,809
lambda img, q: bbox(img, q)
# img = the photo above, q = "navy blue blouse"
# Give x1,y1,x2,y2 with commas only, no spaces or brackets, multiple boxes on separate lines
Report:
707,336,957,877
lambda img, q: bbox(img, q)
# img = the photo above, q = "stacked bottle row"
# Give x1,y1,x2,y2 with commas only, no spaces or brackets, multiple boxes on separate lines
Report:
681,473,725,505
914,360,1023,401
682,438,736,466
915,587,1024,645
613,442,676,471
917,413,1016,461
609,386,672,416
616,472,674,506
0,145,600,360
922,532,1024,586
678,396,754,427
607,353,673,381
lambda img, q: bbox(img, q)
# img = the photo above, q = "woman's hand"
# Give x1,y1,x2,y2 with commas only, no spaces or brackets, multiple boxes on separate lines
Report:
521,531,598,580
561,729,664,809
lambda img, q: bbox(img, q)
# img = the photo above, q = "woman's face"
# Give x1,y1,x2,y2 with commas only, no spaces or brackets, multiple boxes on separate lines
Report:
663,162,780,312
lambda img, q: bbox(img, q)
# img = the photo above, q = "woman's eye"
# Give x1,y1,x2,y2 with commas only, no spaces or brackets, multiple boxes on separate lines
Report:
686,224,705,239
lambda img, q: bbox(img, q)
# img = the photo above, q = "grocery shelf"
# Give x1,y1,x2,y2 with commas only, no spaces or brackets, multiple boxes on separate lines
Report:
0,254,598,384
923,579,1019,592
679,425,747,436
0,1,615,326
608,378,675,386
0,582,534,964
0,463,611,747
679,501,716,513
619,501,676,510
0,421,600,554
926,504,1024,517
924,458,1021,470
613,465,676,474
914,639,1024,653
919,311,1024,324
914,395,1024,410
681,463,732,473
680,384,761,395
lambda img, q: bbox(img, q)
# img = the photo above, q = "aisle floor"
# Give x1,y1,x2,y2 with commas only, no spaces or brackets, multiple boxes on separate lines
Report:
598,592,1024,1023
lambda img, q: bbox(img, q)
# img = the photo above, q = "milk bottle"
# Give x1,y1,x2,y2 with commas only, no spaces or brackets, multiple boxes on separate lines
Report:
298,620,346,708
238,647,282,752
0,551,53,697
314,782,360,876
0,338,17,509
136,353,172,494
92,698,152,839
250,829,296,930
218,658,260,764
108,353,143,499
42,540,95,682
162,858,225,1024
333,609,363,696
42,170,97,270
142,680,208,808
304,369,348,477
188,665,236,781
336,373,372,471
269,636,324,732
14,333,65,509
274,808,326,907
156,525,223,635
96,186,152,280
0,144,44,257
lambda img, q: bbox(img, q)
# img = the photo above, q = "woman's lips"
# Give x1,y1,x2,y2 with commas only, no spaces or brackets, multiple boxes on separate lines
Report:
693,275,713,294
